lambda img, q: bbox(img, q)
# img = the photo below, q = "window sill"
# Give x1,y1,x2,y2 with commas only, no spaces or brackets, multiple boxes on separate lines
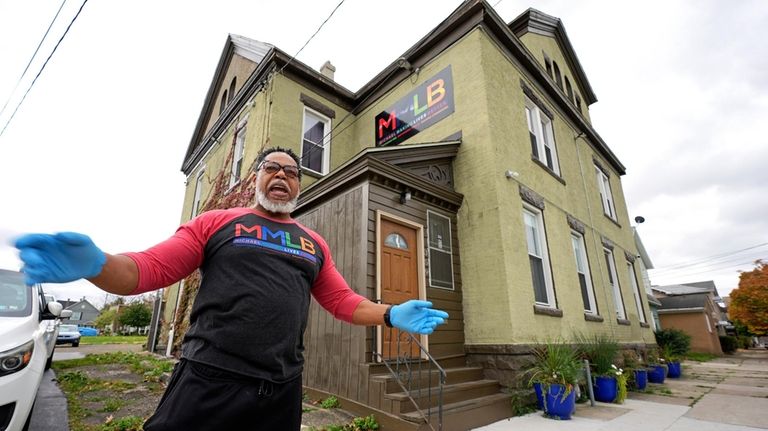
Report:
301,168,325,180
533,305,563,318
584,313,604,323
531,157,566,185
603,213,622,228
617,318,631,326
224,180,241,195
639,322,651,328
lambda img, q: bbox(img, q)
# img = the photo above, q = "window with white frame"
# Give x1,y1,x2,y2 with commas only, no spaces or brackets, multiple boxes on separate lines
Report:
627,262,647,323
603,248,626,319
571,232,597,313
70,311,82,321
191,169,205,218
427,211,454,289
524,98,560,174
301,108,330,174
229,124,246,188
595,166,617,220
523,207,555,307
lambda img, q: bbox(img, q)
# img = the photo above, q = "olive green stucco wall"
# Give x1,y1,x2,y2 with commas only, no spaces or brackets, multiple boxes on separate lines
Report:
518,32,592,124
339,27,653,346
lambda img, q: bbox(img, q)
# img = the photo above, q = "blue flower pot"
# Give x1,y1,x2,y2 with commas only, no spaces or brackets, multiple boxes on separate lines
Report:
648,365,666,383
533,382,544,410
667,361,682,378
593,376,618,402
634,369,648,390
543,384,575,420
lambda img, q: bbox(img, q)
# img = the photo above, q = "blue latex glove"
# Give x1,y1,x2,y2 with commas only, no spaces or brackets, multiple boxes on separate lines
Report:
13,232,106,285
389,300,449,335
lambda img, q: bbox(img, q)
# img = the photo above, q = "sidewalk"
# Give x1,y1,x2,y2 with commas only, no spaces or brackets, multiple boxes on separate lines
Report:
474,349,768,431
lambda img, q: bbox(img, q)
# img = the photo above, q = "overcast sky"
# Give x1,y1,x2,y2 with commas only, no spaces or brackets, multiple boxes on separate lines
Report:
0,0,765,307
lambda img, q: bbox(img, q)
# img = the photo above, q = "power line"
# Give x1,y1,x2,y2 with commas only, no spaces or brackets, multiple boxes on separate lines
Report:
275,0,347,79
0,0,89,138
651,242,768,274
652,253,767,277
0,0,68,119
653,259,764,283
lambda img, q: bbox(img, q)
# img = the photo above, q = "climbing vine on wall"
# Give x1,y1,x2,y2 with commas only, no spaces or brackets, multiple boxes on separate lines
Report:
167,139,265,357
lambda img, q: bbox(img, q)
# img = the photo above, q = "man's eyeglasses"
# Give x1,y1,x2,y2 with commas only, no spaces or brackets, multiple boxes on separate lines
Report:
258,161,301,179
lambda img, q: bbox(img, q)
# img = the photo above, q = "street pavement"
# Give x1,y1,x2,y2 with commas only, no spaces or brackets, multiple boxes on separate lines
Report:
33,346,768,430
474,349,768,431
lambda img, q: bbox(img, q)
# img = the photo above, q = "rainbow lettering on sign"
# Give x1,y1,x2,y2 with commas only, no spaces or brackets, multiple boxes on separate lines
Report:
375,65,454,147
234,223,317,262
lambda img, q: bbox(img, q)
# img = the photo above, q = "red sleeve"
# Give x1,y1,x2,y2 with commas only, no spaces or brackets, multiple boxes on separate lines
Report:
305,228,367,322
123,209,249,295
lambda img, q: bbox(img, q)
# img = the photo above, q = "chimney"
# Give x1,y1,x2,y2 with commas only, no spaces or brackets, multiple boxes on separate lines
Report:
320,61,335,80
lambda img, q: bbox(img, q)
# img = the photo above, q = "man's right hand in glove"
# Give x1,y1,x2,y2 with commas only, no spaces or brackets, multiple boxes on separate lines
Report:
14,232,106,285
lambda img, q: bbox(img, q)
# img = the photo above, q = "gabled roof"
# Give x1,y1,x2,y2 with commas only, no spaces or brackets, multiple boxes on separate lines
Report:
183,35,274,171
182,0,626,176
507,8,597,105
658,293,709,312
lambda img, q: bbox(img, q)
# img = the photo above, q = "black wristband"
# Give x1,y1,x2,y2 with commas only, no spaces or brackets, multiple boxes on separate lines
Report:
383,304,394,328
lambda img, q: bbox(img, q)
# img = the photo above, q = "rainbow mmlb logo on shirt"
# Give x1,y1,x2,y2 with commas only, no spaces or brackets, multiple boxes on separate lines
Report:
233,223,317,263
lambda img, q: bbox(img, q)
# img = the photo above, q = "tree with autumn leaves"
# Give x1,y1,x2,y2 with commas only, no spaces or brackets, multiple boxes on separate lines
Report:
729,260,768,336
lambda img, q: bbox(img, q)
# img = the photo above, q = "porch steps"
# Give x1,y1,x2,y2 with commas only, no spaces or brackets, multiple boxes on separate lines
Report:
369,360,512,430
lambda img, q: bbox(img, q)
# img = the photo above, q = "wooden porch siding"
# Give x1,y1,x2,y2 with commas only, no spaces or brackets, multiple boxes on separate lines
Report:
299,186,370,403
367,184,465,359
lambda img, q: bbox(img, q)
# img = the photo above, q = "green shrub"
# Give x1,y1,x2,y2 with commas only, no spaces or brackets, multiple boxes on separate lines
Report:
575,333,619,376
654,329,691,357
320,395,340,409
719,335,738,354
737,336,752,349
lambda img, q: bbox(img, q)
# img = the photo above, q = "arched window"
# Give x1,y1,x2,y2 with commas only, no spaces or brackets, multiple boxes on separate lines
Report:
229,77,237,104
565,76,574,102
384,233,408,249
220,90,228,115
553,62,563,90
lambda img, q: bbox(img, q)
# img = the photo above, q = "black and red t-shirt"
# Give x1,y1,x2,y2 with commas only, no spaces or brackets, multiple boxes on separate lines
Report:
123,208,366,382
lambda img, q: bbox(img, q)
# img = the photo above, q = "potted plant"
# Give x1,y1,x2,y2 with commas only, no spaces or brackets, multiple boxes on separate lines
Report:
646,348,667,384
525,342,581,420
577,334,621,403
655,329,690,378
623,351,647,391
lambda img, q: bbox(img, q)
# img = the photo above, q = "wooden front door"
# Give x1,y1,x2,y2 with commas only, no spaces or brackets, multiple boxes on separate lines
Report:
380,218,421,359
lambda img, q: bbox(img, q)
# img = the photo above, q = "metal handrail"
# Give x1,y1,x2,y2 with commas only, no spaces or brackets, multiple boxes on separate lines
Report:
371,323,446,431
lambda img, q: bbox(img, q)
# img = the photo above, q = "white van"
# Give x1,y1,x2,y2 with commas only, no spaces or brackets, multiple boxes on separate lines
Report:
0,269,70,431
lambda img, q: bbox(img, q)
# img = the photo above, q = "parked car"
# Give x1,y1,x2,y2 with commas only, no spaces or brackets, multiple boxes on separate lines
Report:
78,326,99,336
0,268,70,431
57,324,81,347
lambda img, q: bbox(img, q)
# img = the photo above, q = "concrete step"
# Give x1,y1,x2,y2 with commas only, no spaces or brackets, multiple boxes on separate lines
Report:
402,393,512,431
371,366,486,394
385,379,502,415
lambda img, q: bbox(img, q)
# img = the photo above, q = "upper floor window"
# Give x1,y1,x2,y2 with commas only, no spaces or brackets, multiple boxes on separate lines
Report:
523,206,555,307
604,248,626,320
229,77,237,104
524,98,560,175
553,61,563,90
220,90,228,116
565,76,574,103
191,169,205,218
543,52,553,79
571,232,597,314
300,107,331,174
627,262,647,323
595,166,617,220
229,124,246,188
575,95,582,113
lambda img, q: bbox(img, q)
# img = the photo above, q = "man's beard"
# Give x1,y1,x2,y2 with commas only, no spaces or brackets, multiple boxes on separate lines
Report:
256,187,299,214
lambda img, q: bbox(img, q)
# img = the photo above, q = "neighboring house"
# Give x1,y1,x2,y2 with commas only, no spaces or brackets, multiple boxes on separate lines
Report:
152,1,655,427
653,281,728,336
655,293,723,355
634,227,661,331
59,298,100,327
